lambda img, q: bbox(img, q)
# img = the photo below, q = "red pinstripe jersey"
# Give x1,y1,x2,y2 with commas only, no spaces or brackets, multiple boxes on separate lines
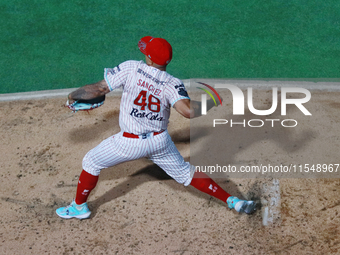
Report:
104,60,190,135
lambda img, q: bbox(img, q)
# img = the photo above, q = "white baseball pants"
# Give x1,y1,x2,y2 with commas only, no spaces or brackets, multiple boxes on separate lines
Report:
82,130,194,186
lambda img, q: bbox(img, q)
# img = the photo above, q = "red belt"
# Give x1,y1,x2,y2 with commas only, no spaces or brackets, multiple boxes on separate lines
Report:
123,130,165,139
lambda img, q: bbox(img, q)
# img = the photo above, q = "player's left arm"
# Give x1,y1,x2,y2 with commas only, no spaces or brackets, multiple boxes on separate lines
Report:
68,80,110,104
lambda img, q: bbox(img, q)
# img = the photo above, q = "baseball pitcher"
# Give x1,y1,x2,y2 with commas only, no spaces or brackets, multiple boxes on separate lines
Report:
56,36,256,219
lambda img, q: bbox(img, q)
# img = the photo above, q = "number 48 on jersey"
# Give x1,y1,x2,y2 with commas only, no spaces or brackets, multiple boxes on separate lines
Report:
133,90,161,113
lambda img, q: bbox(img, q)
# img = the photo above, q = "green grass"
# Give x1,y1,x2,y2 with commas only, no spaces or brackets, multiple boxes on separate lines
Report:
1,0,340,93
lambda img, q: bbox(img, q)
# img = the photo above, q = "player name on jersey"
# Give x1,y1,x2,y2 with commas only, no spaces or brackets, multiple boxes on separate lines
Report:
136,79,162,96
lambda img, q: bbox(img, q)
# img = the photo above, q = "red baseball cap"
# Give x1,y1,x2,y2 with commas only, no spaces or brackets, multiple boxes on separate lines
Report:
138,36,172,66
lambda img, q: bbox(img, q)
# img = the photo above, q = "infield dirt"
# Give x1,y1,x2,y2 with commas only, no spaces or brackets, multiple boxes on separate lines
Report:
1,91,340,254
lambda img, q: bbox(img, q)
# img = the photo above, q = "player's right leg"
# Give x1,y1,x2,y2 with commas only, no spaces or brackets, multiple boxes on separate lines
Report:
56,132,149,219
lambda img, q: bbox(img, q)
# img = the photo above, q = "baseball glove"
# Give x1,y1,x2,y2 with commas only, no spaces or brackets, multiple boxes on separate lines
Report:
66,95,106,112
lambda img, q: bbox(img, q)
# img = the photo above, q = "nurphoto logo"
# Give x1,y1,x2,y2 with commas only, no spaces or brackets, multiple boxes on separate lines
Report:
197,83,312,128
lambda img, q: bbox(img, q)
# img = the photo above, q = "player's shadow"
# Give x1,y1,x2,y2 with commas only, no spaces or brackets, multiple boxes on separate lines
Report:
68,109,120,143
188,89,316,227
89,158,243,217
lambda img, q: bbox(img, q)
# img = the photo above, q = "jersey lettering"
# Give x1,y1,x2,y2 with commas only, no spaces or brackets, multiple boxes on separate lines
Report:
137,69,165,85
137,79,162,96
130,108,164,121
133,90,161,113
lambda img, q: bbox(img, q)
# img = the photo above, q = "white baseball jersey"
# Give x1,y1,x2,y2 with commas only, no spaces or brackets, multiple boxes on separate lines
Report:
82,60,195,186
104,60,190,135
